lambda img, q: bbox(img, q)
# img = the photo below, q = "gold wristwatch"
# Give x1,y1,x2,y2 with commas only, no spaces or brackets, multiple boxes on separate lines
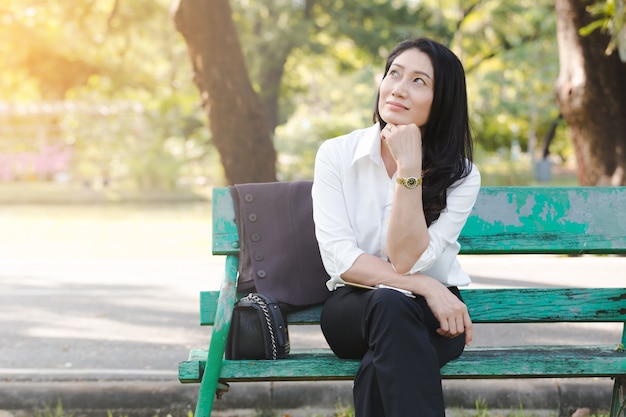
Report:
396,176,422,189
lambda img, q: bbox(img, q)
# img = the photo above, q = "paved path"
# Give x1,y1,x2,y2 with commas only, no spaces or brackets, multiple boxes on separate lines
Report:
1,254,624,415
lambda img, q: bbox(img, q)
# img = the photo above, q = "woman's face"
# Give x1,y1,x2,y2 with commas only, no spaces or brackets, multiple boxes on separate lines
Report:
377,48,434,128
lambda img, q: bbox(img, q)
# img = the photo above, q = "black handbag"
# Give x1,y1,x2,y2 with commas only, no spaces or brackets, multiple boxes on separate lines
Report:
225,293,290,360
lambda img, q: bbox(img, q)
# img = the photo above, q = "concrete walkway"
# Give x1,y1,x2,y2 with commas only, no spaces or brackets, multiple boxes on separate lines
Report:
1,254,624,416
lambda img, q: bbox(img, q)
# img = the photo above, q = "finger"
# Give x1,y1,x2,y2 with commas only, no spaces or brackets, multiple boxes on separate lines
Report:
464,313,473,346
438,315,450,335
454,316,464,336
447,317,458,336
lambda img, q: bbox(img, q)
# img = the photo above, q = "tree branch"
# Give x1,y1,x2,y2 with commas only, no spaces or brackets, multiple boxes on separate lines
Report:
108,0,120,31
455,0,483,34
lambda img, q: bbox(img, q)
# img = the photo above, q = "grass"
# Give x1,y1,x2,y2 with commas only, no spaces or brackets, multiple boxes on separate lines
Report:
0,153,578,207
0,181,208,205
27,400,611,417
34,401,73,417
448,398,610,417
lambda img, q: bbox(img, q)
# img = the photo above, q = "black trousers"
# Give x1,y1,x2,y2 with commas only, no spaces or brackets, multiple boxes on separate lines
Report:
320,286,466,417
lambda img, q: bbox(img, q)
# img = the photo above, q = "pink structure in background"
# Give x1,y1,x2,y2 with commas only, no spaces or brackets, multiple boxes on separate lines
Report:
0,144,73,181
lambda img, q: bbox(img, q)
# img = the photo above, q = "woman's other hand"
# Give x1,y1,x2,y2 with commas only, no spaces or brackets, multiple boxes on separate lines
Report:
420,277,473,346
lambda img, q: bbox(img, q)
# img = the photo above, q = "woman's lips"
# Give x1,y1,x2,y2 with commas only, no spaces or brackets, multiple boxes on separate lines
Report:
386,101,408,110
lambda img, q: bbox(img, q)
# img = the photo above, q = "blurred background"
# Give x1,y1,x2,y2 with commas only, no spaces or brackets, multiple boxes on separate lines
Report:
3,0,624,206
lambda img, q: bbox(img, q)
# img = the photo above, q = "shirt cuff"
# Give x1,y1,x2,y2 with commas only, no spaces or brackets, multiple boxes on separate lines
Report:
406,244,437,275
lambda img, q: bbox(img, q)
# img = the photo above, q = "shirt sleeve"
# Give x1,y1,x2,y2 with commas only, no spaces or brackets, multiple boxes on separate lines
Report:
406,164,481,275
311,142,365,287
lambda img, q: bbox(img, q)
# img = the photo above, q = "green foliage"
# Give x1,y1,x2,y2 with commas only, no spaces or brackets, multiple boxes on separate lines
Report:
0,0,209,190
450,397,610,417
232,0,313,122
474,397,490,417
272,0,572,181
35,400,73,417
442,0,562,156
310,0,444,61
275,50,376,180
24,398,611,417
1,0,582,187
333,401,355,417
580,0,626,60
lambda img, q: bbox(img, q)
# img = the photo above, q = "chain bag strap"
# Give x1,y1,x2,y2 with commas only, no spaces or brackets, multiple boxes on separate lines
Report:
246,294,277,359
225,293,289,360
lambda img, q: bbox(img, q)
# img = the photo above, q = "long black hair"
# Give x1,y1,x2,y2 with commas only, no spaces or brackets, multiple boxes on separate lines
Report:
374,37,474,225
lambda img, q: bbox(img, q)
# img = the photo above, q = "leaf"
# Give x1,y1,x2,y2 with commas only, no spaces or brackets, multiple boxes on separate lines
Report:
579,19,607,36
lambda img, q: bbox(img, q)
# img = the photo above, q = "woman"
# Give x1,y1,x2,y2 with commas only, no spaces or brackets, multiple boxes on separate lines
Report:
311,37,481,417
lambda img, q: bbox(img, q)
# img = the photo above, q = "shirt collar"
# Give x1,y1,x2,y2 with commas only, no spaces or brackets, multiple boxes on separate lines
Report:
351,123,383,166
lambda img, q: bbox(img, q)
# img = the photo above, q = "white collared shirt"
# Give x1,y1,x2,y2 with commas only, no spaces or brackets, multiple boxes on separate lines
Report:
312,123,481,291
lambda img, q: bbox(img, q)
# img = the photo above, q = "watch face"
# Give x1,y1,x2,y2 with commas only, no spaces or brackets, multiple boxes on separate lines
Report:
406,177,418,188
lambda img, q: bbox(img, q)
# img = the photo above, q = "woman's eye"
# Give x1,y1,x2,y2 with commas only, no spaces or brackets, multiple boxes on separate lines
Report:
389,69,399,77
414,77,426,85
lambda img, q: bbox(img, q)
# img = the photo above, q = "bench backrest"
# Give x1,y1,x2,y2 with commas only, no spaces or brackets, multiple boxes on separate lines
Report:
214,185,626,256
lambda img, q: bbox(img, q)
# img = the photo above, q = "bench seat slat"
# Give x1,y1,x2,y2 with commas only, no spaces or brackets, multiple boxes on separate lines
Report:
180,345,626,383
200,288,626,325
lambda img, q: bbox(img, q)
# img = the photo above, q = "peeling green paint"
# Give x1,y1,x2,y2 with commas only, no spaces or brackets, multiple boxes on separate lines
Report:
460,187,626,253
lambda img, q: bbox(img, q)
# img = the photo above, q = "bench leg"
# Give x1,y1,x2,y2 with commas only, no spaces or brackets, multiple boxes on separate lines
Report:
611,377,626,417
194,256,239,417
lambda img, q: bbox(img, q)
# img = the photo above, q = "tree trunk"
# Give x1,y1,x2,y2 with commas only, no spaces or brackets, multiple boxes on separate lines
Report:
258,45,291,133
554,0,626,185
173,0,276,185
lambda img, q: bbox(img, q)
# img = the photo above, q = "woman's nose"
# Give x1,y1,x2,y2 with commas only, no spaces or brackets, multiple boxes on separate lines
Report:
391,85,406,97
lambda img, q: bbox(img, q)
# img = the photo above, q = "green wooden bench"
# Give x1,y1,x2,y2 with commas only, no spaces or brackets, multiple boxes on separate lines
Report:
179,185,626,417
